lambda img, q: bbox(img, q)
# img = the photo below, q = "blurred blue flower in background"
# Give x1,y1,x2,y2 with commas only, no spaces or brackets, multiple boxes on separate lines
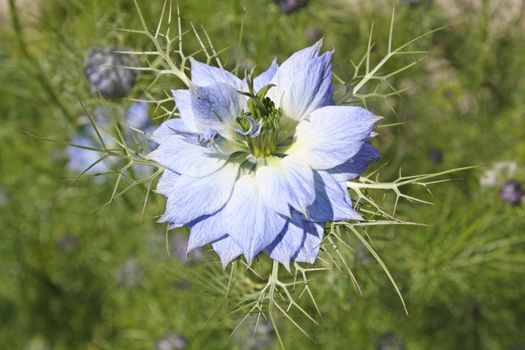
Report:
66,106,113,176
67,102,157,178
149,41,379,268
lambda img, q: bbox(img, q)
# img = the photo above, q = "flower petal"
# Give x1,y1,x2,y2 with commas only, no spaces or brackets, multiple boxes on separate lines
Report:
328,143,380,182
187,214,228,253
172,89,198,132
147,137,229,177
255,156,315,217
160,161,240,226
287,105,378,170
212,235,243,268
190,58,243,89
265,213,324,269
294,222,324,264
156,169,180,196
253,59,278,92
215,174,287,264
190,83,246,139
268,40,333,122
150,118,192,144
307,171,361,222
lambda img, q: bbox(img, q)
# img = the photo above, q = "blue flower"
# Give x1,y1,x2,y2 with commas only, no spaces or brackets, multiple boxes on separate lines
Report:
67,107,113,175
149,41,379,268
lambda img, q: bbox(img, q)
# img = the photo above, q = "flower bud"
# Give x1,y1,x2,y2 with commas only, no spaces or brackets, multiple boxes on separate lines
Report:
84,47,138,99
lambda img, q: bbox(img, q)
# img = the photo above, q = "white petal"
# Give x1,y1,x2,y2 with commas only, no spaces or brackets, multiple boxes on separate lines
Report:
215,174,287,264
268,41,333,122
255,156,315,216
147,137,229,177
253,59,278,92
287,105,378,170
187,214,228,253
190,83,246,139
306,171,361,222
265,214,324,269
160,161,240,226
150,118,191,144
190,58,243,89
212,235,243,268
156,169,180,196
172,89,198,132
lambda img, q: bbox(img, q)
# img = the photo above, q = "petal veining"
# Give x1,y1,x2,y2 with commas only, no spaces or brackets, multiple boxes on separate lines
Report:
287,105,378,170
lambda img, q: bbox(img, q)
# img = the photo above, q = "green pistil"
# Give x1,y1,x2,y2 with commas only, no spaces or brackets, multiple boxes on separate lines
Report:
236,77,282,158
247,127,279,157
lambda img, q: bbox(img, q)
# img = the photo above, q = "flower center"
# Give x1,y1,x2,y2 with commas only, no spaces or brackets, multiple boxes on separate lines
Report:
236,76,282,158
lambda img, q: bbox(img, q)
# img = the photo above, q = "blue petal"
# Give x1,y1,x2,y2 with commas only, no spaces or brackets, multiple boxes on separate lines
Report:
172,89,198,132
159,161,240,226
307,171,361,222
212,235,243,268
156,169,180,196
287,105,378,170
213,175,287,264
255,155,315,217
190,58,243,89
294,221,324,264
265,213,324,269
147,137,229,177
150,118,192,144
253,59,278,92
328,143,380,182
187,214,228,253
190,83,246,139
268,40,333,121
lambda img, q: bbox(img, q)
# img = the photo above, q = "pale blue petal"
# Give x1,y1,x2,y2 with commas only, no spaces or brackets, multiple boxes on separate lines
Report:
150,118,191,144
187,214,228,253
253,59,278,92
268,41,333,121
212,235,243,268
190,83,246,139
307,171,361,222
294,221,324,264
190,58,243,89
255,155,315,216
328,143,380,182
147,137,229,177
156,169,180,196
159,161,240,226
216,175,287,264
287,105,378,170
265,214,324,269
172,89,198,132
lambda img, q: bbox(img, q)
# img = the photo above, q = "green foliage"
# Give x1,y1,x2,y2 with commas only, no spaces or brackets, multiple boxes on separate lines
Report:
1,0,525,349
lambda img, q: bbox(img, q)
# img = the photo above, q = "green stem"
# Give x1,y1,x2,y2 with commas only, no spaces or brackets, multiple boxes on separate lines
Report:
8,0,76,123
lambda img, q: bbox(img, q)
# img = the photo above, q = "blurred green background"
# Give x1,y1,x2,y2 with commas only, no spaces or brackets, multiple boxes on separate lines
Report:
1,0,525,349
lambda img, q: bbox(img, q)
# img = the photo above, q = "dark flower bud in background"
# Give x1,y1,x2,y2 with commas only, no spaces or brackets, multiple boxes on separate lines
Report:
376,332,406,350
428,148,443,164
499,179,523,206
273,0,310,14
84,47,138,99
